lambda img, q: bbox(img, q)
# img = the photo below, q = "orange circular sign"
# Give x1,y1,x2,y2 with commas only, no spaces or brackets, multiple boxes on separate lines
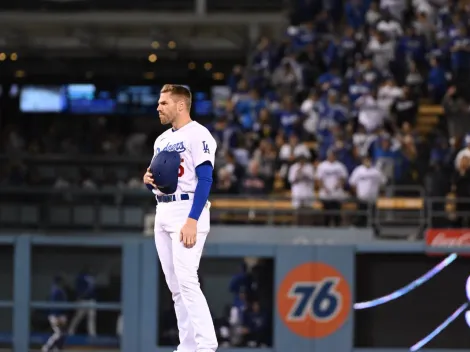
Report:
277,262,351,339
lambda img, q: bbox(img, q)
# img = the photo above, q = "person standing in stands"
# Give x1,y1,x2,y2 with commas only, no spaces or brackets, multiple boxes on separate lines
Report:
68,266,97,337
349,156,386,227
42,276,68,352
315,149,348,226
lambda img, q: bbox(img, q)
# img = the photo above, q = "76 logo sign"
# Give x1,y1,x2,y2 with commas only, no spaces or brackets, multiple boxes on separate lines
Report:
277,262,351,339
287,279,341,322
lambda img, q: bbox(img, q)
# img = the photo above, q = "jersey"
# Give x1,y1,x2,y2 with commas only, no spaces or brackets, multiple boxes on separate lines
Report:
152,121,217,196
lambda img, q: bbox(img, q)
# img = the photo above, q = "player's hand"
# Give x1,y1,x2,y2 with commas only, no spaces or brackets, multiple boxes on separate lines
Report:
180,218,197,248
143,168,157,188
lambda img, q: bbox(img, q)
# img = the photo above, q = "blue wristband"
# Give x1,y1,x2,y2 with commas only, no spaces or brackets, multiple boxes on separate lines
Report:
188,162,213,220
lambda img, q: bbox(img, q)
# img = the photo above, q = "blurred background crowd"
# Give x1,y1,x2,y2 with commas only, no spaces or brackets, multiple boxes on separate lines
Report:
2,0,470,213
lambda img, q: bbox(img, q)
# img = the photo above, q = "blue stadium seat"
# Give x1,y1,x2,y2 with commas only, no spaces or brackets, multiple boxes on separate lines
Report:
99,206,120,226
122,207,144,228
72,206,95,226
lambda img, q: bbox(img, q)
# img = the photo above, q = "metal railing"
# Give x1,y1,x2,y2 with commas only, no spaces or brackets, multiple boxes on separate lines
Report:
1,185,463,236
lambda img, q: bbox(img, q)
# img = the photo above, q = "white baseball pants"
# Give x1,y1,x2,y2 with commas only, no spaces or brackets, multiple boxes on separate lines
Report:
154,197,218,352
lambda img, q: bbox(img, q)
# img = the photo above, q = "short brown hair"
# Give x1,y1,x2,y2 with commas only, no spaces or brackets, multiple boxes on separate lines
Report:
161,84,192,110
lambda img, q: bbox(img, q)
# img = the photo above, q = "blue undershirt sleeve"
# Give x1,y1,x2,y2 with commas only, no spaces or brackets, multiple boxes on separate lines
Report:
188,161,213,221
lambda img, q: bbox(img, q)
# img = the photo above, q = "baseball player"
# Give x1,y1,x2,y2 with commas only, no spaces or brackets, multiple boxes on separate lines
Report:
42,276,68,352
143,84,218,352
68,266,97,336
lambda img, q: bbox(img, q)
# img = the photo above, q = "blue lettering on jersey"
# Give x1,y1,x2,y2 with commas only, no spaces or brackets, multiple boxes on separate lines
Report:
203,141,210,154
157,141,186,153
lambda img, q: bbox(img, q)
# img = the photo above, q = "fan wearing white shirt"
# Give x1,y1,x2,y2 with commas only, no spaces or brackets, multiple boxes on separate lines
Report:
377,78,403,113
279,134,312,179
356,90,388,133
315,149,349,226
288,155,315,210
349,156,387,227
300,89,321,137
454,134,470,170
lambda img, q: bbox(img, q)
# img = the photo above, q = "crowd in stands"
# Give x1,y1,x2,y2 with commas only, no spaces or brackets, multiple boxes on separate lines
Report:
211,0,470,211
2,0,470,215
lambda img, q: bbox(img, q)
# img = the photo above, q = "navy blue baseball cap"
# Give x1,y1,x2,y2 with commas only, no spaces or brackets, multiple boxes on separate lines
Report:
150,150,181,194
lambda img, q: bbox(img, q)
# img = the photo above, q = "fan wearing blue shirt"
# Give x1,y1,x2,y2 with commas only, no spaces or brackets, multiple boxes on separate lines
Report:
397,27,427,66
345,0,367,30
68,267,97,337
41,276,68,352
242,301,269,347
317,66,343,92
370,136,406,181
324,39,340,68
450,25,470,73
292,21,316,51
348,74,371,102
340,27,359,69
316,91,347,147
360,56,382,86
235,89,266,131
428,56,448,103
277,96,302,136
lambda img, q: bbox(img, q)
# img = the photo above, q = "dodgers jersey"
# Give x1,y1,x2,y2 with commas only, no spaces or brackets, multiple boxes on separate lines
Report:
152,121,217,196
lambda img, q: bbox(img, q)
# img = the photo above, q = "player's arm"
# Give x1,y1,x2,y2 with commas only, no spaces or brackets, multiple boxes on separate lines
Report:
188,133,217,221
180,132,216,248
188,161,213,221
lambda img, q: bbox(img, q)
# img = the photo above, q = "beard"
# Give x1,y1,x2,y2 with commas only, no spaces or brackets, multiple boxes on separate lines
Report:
159,113,173,125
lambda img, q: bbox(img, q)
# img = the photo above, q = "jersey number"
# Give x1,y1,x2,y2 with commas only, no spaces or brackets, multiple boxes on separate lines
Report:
178,159,184,177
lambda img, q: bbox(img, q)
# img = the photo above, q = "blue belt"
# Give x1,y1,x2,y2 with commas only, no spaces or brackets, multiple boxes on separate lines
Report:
156,193,190,203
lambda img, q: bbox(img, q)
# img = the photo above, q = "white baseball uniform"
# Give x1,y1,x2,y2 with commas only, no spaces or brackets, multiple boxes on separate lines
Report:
152,120,218,352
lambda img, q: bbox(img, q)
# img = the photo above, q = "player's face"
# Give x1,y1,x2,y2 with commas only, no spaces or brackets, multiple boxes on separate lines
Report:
157,92,177,125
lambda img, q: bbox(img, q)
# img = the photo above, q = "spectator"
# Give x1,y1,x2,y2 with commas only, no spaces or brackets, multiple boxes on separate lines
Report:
252,139,277,182
271,59,302,96
405,61,424,94
377,77,403,113
242,301,269,347
367,29,395,72
427,56,448,103
349,155,386,226
443,86,470,138
300,89,321,137
353,125,376,157
240,160,268,194
427,136,453,227
277,96,303,137
315,149,348,226
278,133,311,179
215,168,238,194
365,1,381,27
209,116,239,154
356,89,387,133
288,155,315,209
345,0,367,30
454,134,470,170
377,10,403,39
371,134,404,182
452,155,470,227
391,86,419,128
450,25,470,98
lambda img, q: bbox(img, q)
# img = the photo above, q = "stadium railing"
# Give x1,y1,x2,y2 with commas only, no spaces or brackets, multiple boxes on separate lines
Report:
0,186,466,233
